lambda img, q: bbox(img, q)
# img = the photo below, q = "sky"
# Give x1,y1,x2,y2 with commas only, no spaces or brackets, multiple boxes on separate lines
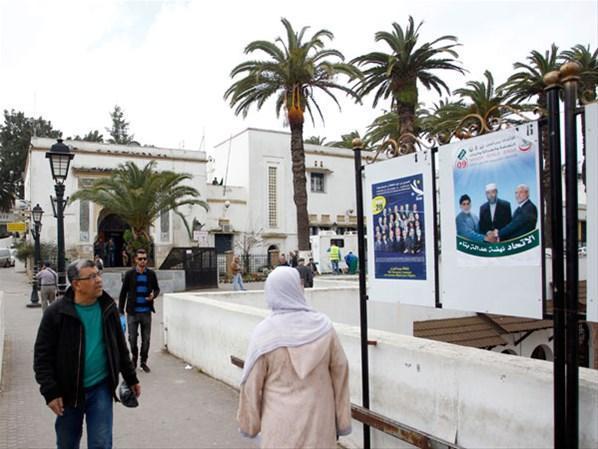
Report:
0,0,596,152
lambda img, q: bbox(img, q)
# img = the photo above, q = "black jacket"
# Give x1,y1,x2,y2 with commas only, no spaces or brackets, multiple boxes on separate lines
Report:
499,200,538,241
33,288,138,407
479,198,512,234
118,268,160,315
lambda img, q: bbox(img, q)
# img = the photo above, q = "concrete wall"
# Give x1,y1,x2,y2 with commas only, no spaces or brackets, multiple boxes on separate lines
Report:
101,270,185,299
0,291,4,385
163,292,598,449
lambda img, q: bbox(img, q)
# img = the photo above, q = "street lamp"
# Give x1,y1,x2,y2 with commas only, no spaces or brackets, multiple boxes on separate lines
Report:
46,139,74,298
27,204,44,308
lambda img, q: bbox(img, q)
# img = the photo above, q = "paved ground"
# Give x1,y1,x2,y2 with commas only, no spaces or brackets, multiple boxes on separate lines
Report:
0,268,255,449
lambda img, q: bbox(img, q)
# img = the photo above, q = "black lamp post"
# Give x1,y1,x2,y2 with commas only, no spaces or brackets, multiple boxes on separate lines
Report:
46,139,74,298
26,203,44,308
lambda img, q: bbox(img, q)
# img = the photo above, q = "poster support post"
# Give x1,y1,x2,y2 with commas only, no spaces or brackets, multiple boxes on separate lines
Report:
562,62,581,449
352,139,371,449
545,70,566,449
431,147,441,308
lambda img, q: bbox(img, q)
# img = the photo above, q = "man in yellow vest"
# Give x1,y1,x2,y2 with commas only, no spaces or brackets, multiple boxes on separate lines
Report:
328,242,341,275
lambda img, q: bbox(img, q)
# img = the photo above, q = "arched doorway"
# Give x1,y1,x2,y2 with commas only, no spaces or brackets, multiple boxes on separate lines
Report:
96,213,130,268
530,344,554,361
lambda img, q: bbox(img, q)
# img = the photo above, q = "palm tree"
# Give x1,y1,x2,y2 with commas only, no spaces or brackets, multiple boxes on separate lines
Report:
561,44,598,188
327,130,361,148
304,136,327,145
501,45,562,247
420,99,468,144
352,16,465,153
224,18,359,250
70,161,208,247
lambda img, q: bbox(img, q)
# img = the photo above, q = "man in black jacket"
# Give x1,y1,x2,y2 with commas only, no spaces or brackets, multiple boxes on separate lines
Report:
119,248,160,373
34,259,140,449
497,184,538,241
479,183,512,235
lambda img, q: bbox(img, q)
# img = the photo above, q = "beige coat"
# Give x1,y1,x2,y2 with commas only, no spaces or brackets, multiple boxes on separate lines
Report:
238,329,352,449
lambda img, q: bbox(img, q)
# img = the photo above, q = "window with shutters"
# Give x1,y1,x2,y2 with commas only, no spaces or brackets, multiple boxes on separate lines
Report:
268,166,278,228
78,178,93,241
160,210,170,242
310,172,325,193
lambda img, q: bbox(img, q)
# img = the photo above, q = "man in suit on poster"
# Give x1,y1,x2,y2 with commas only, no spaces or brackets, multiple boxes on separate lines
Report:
495,184,538,241
479,183,512,234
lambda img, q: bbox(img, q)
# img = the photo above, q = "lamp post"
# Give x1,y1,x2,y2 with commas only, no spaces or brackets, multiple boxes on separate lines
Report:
46,139,74,298
26,204,44,308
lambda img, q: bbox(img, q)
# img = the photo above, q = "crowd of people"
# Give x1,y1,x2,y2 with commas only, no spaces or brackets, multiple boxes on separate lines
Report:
33,252,350,449
374,203,425,255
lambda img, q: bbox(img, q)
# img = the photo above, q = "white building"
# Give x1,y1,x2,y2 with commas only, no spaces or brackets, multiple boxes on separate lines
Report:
25,137,209,266
24,130,364,266
208,128,362,255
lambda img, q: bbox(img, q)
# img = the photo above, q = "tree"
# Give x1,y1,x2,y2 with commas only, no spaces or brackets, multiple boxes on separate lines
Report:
224,18,360,251
327,130,361,148
353,16,465,153
106,105,134,144
501,45,562,247
561,44,598,187
0,110,61,211
70,161,208,247
304,136,327,145
235,230,265,274
420,99,468,144
71,130,104,142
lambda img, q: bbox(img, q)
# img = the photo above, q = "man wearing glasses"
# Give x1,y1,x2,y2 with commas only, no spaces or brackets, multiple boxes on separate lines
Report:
118,249,160,373
34,259,140,448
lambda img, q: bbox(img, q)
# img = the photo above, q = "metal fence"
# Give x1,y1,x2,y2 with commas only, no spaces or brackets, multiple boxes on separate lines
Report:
217,254,272,279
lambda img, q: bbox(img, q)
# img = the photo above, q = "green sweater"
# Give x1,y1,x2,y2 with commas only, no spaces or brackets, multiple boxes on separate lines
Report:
75,301,109,388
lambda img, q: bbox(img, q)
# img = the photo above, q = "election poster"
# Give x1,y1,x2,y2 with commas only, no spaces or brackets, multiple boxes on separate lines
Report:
439,123,544,318
365,150,436,306
585,103,598,323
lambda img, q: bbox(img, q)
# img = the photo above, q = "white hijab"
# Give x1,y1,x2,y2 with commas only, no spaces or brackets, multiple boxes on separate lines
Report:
240,267,332,384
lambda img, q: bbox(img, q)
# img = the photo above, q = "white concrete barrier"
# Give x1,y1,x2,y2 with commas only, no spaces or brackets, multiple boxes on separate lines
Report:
0,291,4,385
164,291,598,449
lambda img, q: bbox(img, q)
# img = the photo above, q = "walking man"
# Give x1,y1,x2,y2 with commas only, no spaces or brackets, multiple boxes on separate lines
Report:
36,261,57,312
295,258,314,288
119,249,160,373
34,259,140,449
230,255,246,291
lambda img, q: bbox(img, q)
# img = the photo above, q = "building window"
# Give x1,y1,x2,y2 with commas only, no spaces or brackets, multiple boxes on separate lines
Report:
160,210,170,242
78,178,93,241
268,166,278,228
79,200,90,241
310,172,325,193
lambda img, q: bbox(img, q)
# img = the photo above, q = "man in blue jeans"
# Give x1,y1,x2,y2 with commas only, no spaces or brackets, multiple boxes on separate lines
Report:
34,259,140,449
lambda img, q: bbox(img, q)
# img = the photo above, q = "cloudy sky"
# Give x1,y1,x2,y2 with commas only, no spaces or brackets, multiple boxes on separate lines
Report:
0,0,596,151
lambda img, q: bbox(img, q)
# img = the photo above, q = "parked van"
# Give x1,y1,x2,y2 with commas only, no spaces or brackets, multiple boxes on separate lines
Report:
0,248,14,267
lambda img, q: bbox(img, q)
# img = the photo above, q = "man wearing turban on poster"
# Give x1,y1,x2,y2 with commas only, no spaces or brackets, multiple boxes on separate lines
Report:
479,183,512,235
456,194,486,242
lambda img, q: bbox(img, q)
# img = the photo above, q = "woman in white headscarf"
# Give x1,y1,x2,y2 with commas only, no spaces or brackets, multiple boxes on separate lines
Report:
238,267,352,449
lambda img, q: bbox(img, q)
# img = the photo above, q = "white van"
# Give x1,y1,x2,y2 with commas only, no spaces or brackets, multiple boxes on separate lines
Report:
0,248,13,267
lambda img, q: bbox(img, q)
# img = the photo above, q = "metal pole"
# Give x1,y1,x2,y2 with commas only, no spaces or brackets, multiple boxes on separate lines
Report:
544,70,566,449
55,183,67,298
430,148,441,308
352,139,371,449
27,224,42,307
562,62,581,449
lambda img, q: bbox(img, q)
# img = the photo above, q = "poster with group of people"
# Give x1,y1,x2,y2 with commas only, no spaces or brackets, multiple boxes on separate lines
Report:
365,150,436,307
439,123,544,318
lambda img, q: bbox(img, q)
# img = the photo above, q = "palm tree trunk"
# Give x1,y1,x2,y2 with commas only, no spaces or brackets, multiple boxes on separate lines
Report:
289,122,310,251
396,80,418,154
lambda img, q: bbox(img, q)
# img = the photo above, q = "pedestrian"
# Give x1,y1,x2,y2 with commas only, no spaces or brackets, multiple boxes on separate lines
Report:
327,242,341,274
231,255,246,291
344,251,358,275
94,254,104,271
295,257,314,288
307,257,319,276
238,267,352,448
107,239,116,267
34,259,140,449
36,261,57,312
289,250,299,268
278,253,289,266
118,249,160,372
121,249,130,267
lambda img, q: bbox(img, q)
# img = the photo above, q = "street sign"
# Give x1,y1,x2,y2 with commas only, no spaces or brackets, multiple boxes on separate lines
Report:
7,222,27,233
